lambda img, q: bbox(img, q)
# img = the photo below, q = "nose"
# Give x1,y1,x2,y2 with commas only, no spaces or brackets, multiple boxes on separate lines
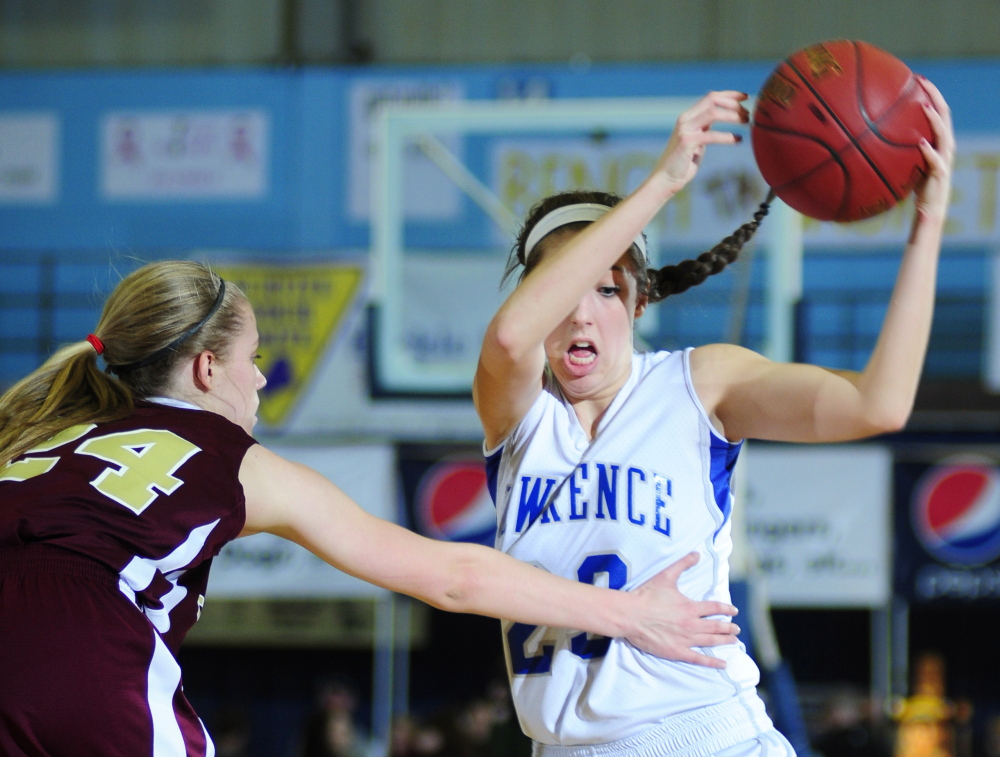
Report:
569,293,595,325
256,364,267,390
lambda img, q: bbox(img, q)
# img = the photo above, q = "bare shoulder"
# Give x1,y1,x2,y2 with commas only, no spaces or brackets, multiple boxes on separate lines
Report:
690,343,776,379
238,444,289,535
238,444,330,536
690,342,770,394
239,443,296,487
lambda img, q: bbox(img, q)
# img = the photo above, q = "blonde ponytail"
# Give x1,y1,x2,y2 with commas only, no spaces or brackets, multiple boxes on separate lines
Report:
0,341,133,466
0,260,247,467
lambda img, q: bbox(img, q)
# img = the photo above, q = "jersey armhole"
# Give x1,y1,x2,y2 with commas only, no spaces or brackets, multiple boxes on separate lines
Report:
681,347,742,446
482,382,557,507
226,439,260,541
484,444,504,507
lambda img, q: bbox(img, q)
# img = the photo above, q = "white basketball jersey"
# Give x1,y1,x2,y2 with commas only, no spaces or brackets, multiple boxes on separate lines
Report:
486,349,772,747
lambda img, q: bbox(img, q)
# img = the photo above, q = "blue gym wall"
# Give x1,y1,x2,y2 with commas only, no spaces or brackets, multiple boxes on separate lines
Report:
0,60,995,393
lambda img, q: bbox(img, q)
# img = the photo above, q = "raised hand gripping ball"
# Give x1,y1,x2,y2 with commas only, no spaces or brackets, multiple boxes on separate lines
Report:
751,40,934,222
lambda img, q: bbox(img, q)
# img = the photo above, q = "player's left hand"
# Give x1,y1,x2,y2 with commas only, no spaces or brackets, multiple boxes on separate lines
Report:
624,552,740,668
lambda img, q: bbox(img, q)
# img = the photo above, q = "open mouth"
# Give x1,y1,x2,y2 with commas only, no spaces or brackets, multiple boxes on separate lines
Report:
568,341,597,366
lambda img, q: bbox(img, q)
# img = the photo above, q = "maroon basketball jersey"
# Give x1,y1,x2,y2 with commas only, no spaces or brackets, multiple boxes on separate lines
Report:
0,401,257,756
0,400,257,653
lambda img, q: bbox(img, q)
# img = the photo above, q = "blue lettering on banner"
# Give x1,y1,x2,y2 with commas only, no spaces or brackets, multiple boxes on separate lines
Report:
915,564,1000,600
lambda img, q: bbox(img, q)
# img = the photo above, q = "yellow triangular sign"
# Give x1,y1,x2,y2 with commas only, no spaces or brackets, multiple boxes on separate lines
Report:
214,263,363,427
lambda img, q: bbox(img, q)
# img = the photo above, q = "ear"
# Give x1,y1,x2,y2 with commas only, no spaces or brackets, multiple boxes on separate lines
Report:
634,294,648,321
191,351,216,392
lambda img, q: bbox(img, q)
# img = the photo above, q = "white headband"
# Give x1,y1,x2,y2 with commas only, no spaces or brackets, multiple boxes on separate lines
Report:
522,203,648,262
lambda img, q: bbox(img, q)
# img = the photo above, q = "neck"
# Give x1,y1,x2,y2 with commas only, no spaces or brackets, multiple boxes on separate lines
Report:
570,397,612,441
161,372,213,413
561,370,631,440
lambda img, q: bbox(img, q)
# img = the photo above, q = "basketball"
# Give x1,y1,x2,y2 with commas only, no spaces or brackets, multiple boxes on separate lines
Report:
750,40,934,222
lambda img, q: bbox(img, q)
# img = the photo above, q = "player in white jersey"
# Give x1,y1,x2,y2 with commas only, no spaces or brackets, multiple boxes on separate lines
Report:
0,261,738,756
474,86,954,757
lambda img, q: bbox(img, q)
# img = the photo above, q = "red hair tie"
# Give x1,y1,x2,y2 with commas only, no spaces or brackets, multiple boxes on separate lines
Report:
86,334,105,355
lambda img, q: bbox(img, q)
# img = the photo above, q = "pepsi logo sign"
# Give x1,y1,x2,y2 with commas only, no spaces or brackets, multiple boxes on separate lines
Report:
416,460,497,545
912,460,1000,567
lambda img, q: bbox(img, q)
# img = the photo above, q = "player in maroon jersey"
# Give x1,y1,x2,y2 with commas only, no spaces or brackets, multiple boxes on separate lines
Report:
0,261,740,756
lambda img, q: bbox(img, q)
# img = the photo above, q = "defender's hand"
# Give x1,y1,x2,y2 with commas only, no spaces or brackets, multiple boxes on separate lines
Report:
624,552,740,669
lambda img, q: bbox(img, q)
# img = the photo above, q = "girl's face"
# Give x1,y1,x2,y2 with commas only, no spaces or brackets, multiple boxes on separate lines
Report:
211,305,267,433
542,242,647,403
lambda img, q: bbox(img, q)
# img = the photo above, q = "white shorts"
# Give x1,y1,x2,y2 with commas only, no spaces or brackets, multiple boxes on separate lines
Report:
532,693,794,757
716,730,796,757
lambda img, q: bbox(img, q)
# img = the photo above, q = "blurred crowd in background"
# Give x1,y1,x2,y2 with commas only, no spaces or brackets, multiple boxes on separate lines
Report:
200,648,1000,757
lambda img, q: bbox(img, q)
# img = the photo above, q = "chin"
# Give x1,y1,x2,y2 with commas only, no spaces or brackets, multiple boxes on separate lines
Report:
555,371,601,396
558,353,600,378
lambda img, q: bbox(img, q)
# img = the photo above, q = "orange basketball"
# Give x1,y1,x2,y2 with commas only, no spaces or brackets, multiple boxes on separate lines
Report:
751,40,934,222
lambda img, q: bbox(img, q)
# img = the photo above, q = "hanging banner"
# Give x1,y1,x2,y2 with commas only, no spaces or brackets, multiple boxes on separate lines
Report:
0,112,59,203
101,109,269,200
492,136,764,250
895,452,1000,603
743,444,892,608
348,77,465,220
491,134,1000,249
392,251,509,385
214,262,363,428
208,257,485,440
398,444,496,546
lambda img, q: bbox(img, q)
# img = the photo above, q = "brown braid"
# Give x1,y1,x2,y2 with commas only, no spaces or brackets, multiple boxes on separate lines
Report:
646,189,776,304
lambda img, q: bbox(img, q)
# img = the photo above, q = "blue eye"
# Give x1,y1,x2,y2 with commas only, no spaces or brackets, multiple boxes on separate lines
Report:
598,286,620,297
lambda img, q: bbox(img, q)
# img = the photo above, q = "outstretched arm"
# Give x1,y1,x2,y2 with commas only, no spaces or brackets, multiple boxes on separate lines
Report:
694,77,954,443
239,444,739,668
474,92,750,447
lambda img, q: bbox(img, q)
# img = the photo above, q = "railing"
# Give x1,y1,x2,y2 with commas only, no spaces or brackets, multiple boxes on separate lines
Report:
0,253,149,387
0,250,990,391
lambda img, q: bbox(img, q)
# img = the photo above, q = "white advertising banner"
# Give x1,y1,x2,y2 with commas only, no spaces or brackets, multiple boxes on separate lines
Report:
348,78,464,220
987,250,1000,392
491,136,764,250
398,251,510,384
491,133,1000,249
743,444,892,608
0,112,59,203
207,444,396,598
100,110,269,200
